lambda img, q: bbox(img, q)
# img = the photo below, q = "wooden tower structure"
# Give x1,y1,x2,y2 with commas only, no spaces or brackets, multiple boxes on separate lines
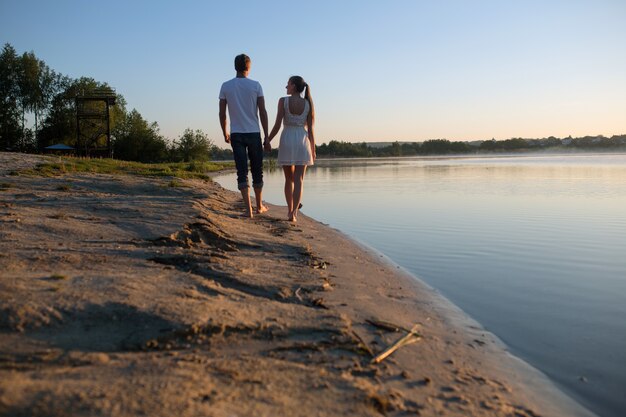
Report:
75,88,116,157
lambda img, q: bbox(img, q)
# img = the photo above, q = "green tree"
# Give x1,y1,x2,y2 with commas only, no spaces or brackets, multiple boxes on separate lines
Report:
390,141,401,156
173,128,213,161
37,75,75,148
545,136,562,147
448,141,470,153
501,138,528,150
17,51,63,149
113,109,167,162
207,145,233,161
1,44,68,151
421,139,452,154
0,43,21,150
34,60,62,139
18,52,39,137
479,139,499,151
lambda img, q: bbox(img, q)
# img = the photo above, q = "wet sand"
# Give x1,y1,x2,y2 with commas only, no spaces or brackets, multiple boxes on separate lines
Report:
0,152,595,416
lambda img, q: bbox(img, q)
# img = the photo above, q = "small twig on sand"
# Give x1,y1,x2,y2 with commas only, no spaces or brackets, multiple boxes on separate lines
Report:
366,318,411,333
371,324,421,364
295,287,303,302
351,330,374,357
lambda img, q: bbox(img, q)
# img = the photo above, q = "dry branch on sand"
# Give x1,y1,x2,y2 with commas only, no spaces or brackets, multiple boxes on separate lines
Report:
371,324,421,364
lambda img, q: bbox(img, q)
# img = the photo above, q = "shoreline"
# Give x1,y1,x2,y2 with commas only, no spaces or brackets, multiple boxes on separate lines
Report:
0,153,595,416
341,235,596,417
290,214,595,417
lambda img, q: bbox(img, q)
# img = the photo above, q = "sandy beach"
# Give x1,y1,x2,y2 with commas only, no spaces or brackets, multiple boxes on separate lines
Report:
0,152,595,417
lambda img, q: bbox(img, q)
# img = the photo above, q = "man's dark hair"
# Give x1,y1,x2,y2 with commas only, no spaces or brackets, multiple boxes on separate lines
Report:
234,54,251,72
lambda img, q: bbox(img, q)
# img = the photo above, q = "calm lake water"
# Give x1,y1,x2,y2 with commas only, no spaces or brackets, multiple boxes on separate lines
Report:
214,153,626,417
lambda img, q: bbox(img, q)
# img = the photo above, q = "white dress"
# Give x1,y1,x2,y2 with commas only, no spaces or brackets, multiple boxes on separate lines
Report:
277,97,314,166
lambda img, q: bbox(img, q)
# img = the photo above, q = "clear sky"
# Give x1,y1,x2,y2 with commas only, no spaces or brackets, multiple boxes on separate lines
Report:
2,0,625,147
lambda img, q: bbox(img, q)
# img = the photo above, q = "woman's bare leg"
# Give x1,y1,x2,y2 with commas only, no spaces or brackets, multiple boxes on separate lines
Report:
283,166,295,219
291,165,307,222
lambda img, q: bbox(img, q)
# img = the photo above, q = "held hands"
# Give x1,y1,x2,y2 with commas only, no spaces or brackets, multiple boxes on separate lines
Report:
263,138,272,152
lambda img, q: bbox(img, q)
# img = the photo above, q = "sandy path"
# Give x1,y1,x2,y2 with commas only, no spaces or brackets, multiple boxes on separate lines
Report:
0,153,594,416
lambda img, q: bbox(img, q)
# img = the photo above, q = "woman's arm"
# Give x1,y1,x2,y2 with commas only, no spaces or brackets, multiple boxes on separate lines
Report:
307,112,315,161
265,98,285,146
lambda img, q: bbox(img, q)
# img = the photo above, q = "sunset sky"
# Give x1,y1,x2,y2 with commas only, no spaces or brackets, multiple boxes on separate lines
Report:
2,0,625,147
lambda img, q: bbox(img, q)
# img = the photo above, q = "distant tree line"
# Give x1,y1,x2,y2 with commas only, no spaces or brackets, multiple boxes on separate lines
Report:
314,135,626,158
0,43,221,162
255,134,626,161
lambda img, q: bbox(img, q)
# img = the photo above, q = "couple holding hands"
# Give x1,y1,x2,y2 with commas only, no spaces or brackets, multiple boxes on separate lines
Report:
219,53,315,222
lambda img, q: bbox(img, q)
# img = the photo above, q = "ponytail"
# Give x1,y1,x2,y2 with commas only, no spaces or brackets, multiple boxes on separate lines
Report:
304,82,315,122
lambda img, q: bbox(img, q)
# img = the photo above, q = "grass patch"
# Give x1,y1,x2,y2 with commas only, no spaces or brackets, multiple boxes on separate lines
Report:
167,180,185,188
16,157,233,180
49,274,67,281
0,182,13,190
56,184,72,191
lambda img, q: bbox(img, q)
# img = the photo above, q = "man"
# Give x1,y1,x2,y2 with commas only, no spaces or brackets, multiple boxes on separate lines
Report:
219,53,269,217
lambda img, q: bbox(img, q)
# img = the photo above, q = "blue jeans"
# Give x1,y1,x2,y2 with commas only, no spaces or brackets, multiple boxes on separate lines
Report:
230,132,263,190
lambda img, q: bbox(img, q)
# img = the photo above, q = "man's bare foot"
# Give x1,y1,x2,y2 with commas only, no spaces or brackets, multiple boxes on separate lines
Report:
242,210,254,218
256,204,269,214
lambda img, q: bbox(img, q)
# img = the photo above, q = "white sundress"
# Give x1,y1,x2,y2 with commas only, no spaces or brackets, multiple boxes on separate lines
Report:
277,97,314,166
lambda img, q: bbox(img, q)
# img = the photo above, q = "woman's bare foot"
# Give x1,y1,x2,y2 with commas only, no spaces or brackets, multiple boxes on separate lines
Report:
287,203,302,222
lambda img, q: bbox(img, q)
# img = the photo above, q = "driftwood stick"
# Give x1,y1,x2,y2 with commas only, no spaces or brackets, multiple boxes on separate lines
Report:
371,324,421,364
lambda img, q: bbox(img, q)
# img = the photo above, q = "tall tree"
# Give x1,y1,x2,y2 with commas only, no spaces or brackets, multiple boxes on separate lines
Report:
0,43,21,150
34,60,61,138
18,52,39,136
16,52,63,147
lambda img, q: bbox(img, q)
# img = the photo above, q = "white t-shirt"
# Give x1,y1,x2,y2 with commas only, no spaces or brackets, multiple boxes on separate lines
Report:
219,77,264,134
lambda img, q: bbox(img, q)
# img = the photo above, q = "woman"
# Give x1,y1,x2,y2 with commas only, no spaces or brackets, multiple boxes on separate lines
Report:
264,76,315,222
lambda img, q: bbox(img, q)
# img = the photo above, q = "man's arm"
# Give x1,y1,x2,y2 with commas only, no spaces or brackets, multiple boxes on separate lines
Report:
257,96,269,139
219,98,229,143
